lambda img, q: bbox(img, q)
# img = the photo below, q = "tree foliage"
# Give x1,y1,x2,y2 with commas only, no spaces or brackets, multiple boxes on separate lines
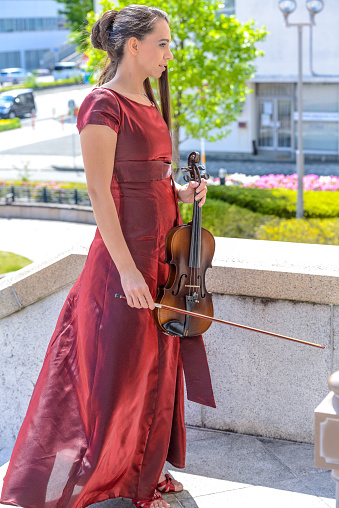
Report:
56,0,94,50
83,0,267,167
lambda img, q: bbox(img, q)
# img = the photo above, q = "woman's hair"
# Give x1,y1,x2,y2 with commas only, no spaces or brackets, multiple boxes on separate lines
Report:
91,4,171,132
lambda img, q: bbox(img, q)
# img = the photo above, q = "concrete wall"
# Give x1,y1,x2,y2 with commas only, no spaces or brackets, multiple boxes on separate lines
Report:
0,203,96,224
1,237,338,448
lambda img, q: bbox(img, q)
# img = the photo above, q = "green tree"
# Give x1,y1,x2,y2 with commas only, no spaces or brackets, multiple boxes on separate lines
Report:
84,0,267,170
56,0,94,51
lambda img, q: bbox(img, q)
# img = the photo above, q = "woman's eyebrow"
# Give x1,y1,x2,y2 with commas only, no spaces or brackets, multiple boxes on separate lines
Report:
159,38,171,42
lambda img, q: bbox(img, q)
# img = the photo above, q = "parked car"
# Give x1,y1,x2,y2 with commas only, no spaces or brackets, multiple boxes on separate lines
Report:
52,62,84,81
0,68,33,85
34,68,51,76
0,88,36,119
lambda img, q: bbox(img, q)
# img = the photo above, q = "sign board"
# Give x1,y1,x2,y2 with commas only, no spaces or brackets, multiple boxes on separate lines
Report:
293,112,339,122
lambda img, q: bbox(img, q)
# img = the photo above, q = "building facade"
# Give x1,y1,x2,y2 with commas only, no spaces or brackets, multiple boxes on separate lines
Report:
181,0,339,162
0,0,70,70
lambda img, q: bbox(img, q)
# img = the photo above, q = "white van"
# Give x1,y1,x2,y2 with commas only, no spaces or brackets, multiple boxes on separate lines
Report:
52,62,84,81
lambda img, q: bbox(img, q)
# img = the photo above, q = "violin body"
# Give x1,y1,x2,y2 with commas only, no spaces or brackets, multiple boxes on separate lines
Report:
153,151,215,338
154,223,215,337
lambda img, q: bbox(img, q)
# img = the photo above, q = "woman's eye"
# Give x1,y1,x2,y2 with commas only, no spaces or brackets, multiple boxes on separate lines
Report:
160,43,166,47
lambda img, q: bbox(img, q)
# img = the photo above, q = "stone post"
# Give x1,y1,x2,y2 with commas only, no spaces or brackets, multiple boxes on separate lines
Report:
314,371,339,507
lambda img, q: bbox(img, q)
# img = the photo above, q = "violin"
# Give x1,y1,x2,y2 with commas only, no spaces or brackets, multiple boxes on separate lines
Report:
115,152,325,350
152,151,214,338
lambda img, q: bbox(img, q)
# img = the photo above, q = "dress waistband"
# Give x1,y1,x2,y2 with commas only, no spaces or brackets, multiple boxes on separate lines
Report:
113,160,172,183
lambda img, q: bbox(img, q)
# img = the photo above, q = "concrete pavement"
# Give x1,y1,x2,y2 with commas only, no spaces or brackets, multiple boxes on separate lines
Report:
0,427,335,508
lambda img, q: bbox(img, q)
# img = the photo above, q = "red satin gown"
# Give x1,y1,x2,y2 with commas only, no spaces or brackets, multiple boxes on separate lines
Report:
0,87,214,508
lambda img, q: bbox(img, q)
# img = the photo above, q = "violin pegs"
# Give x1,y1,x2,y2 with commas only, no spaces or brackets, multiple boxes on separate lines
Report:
183,175,191,182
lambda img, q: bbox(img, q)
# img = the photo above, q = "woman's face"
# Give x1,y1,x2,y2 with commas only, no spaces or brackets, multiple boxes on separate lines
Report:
132,18,174,79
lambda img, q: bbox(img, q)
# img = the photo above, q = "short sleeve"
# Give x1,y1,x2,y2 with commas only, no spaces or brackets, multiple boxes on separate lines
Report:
76,88,121,134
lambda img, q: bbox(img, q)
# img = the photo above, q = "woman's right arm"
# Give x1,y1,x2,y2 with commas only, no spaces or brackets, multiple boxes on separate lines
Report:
80,123,154,310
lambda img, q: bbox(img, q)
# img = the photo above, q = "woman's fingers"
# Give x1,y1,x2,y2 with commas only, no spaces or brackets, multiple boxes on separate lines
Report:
144,288,155,310
120,269,155,310
195,180,208,207
129,288,154,310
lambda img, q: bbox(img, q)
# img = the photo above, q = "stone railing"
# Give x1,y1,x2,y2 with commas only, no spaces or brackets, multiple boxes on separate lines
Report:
315,370,339,506
1,237,338,451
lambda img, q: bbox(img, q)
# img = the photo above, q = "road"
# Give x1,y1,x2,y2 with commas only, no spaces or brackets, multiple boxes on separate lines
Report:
1,83,339,183
0,84,91,182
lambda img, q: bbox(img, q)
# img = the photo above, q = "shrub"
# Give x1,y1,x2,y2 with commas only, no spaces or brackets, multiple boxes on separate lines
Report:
207,185,339,219
256,217,339,245
0,117,21,132
179,199,270,239
0,251,32,274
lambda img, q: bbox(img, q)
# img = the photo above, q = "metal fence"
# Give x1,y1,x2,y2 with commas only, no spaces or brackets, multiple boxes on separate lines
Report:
0,186,91,207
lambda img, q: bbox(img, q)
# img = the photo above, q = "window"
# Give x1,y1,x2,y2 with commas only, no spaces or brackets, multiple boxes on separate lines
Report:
294,84,339,152
218,0,235,16
0,51,21,68
25,49,49,71
0,17,67,32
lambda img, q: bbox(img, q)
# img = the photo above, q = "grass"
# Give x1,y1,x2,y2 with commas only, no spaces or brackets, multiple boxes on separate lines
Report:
0,251,32,274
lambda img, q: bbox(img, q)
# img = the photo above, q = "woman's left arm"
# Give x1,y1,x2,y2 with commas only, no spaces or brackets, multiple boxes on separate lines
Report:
175,179,208,207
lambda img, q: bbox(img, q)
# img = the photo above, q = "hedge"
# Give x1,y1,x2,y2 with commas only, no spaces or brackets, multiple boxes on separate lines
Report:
179,199,271,239
0,118,21,132
207,185,339,219
256,217,339,245
180,197,339,245
0,251,32,274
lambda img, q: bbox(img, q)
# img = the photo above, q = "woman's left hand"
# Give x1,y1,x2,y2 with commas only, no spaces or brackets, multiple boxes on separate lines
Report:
177,180,208,207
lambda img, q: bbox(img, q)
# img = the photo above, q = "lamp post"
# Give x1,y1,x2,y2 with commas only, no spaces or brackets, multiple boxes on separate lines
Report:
278,0,324,218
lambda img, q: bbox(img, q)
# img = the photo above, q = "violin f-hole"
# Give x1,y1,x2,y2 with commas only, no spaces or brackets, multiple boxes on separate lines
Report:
172,273,187,296
197,275,206,298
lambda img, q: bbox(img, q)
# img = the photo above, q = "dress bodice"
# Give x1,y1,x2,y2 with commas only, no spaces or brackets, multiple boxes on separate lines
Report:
76,87,172,165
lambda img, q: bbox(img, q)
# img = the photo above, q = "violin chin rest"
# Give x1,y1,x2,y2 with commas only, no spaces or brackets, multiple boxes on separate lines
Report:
163,320,184,338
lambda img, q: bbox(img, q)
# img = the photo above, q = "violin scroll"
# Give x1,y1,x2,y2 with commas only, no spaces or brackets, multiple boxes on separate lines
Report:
181,151,210,183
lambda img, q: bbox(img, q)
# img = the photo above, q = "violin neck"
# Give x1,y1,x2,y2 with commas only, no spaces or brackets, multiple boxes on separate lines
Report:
189,195,201,268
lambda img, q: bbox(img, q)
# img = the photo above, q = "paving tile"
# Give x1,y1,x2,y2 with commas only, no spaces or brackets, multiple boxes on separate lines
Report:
179,485,331,508
185,426,227,443
170,432,296,489
89,499,130,508
0,446,13,467
320,497,336,508
304,470,336,499
258,437,319,476
92,496,182,508
165,470,248,499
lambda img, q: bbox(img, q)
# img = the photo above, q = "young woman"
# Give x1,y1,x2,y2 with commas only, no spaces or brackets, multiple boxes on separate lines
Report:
0,4,213,508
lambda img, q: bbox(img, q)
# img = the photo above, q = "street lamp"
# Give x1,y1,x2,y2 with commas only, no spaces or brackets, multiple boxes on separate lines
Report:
278,0,324,218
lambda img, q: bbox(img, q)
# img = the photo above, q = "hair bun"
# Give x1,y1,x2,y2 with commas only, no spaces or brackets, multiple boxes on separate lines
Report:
91,9,119,51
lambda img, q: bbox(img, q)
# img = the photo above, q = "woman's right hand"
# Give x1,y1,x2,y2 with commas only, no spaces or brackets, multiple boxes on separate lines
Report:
119,267,155,310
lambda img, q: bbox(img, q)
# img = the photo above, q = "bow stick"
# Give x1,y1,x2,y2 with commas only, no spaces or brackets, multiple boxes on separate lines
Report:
115,294,324,349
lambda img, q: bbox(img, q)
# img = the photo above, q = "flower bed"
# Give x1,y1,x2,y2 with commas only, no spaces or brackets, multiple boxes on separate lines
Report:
3,177,339,245
0,118,21,132
210,173,339,191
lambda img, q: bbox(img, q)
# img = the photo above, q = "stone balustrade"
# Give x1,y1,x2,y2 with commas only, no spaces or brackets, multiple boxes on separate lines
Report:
1,237,339,450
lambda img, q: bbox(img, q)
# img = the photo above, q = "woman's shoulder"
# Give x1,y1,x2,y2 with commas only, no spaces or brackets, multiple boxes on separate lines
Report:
80,86,121,110
77,86,121,135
